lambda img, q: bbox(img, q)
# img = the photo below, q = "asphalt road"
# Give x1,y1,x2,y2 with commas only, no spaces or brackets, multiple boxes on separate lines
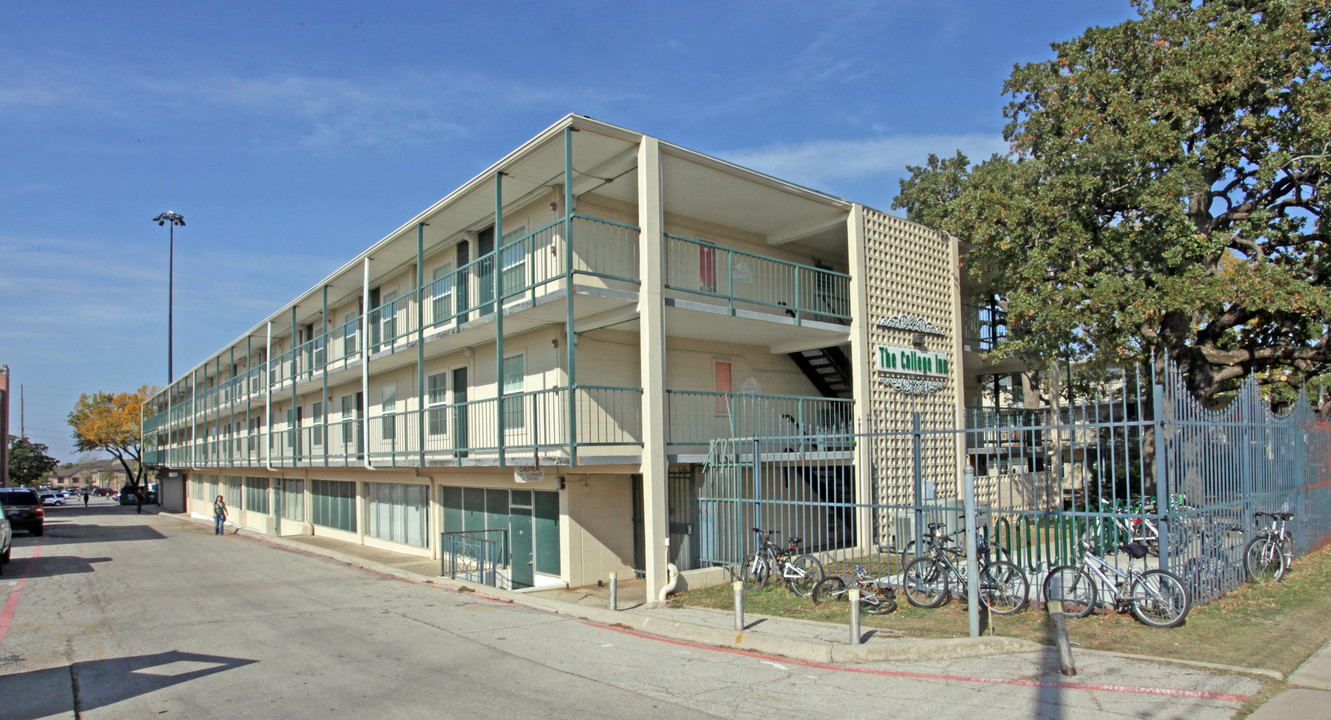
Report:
0,502,1257,719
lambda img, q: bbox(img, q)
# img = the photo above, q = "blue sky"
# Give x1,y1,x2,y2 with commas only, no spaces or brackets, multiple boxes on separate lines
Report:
1,0,1134,462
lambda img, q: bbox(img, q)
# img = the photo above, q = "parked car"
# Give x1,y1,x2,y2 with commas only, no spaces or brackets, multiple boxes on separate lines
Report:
119,487,142,505
0,488,44,536
0,500,12,574
39,491,65,506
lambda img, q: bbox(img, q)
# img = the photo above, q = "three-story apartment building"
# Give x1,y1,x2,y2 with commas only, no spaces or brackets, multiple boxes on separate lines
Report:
142,115,964,599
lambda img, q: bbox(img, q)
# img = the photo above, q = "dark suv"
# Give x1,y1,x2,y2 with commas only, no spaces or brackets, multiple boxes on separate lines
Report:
0,488,44,536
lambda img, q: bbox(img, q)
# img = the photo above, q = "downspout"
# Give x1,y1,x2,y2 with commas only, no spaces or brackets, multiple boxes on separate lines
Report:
657,562,679,602
265,321,275,473
362,257,376,471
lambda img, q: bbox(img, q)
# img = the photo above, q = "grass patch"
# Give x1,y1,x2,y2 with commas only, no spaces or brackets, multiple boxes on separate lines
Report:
668,542,1331,674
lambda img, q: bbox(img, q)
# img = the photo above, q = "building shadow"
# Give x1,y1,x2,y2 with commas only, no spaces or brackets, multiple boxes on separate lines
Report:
12,523,166,546
3,554,111,578
0,650,257,720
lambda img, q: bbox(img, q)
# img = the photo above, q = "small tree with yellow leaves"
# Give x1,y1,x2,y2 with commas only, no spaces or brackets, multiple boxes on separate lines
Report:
67,386,158,489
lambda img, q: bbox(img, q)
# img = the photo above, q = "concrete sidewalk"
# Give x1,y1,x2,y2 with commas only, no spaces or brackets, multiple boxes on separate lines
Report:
172,511,1326,715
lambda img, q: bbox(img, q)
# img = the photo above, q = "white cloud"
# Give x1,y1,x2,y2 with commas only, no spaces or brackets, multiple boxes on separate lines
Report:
720,134,1009,187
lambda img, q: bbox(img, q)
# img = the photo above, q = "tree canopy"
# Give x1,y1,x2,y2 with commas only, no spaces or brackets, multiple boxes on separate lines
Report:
894,0,1330,404
67,385,158,488
7,435,59,486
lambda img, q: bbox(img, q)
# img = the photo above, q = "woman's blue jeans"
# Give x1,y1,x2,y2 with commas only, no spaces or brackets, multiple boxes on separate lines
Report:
215,515,225,534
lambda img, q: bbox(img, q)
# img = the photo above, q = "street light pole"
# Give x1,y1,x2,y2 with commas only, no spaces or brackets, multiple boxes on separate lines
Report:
153,212,186,383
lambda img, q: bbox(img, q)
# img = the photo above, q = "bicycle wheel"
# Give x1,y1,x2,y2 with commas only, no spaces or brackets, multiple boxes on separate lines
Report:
1129,569,1190,628
811,576,847,605
979,560,1029,615
1243,535,1284,583
740,553,769,592
1042,565,1096,618
786,554,824,597
902,557,948,608
861,590,897,615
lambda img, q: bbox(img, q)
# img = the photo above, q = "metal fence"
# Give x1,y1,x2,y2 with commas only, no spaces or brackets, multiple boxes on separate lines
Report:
698,363,1331,606
442,529,507,587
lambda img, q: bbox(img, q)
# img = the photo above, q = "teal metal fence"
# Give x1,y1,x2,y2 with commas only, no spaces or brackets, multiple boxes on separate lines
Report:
697,363,1331,607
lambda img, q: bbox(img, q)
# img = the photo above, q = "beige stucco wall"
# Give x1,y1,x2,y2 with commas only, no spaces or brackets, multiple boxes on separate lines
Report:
562,472,635,587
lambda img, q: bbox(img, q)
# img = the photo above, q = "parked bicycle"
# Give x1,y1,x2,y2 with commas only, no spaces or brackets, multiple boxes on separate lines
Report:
740,528,824,596
1043,540,1190,628
811,564,897,614
901,523,1030,615
1244,511,1294,583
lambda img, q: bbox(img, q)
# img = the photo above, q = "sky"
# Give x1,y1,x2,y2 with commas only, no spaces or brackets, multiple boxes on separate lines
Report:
0,0,1136,463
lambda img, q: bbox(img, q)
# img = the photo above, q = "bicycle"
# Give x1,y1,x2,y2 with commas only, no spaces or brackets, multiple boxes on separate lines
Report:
740,528,824,596
811,564,897,614
901,523,1030,615
1244,511,1294,583
1043,540,1190,628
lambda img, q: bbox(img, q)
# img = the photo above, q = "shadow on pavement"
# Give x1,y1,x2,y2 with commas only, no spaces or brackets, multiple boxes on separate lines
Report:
0,650,257,720
4,554,112,578
12,522,166,547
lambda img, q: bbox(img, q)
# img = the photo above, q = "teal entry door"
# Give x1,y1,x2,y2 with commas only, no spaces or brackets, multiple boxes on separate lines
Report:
509,491,534,589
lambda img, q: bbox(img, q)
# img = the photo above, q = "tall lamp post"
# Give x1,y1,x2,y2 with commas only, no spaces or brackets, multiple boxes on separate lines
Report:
153,212,186,383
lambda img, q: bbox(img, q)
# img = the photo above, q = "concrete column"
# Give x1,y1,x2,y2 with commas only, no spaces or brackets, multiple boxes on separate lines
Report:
637,136,670,600
847,204,875,549
948,233,968,502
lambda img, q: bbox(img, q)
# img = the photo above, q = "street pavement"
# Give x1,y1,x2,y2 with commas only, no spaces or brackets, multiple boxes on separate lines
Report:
0,500,1316,719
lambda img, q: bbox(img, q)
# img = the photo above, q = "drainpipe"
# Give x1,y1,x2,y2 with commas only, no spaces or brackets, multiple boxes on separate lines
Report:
362,257,375,471
265,321,274,473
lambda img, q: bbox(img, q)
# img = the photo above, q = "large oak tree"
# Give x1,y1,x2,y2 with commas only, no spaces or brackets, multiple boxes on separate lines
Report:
895,0,1330,405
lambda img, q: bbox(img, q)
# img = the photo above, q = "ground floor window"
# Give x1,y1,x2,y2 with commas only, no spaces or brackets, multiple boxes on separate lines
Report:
244,477,270,514
190,476,208,501
222,476,242,507
367,483,429,548
280,479,304,522
311,479,356,533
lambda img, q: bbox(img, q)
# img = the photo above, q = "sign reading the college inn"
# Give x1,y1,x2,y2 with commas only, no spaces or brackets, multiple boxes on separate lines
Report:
876,345,950,394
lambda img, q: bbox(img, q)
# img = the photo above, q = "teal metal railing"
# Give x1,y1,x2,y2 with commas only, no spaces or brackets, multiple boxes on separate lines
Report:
665,391,853,447
664,234,850,324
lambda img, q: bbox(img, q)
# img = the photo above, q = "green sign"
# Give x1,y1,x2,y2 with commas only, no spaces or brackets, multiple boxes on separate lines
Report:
876,345,948,377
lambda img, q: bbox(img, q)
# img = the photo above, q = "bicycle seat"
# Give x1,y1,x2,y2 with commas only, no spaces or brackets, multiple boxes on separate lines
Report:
926,522,946,530
1120,542,1149,559
788,536,803,545
1273,512,1294,520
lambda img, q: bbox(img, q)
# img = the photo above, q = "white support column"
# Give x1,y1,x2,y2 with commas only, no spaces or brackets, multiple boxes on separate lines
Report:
847,204,874,550
362,257,374,471
265,322,274,472
948,233,967,499
637,135,670,601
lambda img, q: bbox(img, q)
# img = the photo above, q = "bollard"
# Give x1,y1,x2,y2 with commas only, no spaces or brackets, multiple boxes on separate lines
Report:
733,581,744,631
848,588,862,644
609,572,618,611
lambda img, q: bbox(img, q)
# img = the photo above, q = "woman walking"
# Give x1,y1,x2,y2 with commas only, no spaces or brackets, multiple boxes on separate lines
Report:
213,495,228,535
